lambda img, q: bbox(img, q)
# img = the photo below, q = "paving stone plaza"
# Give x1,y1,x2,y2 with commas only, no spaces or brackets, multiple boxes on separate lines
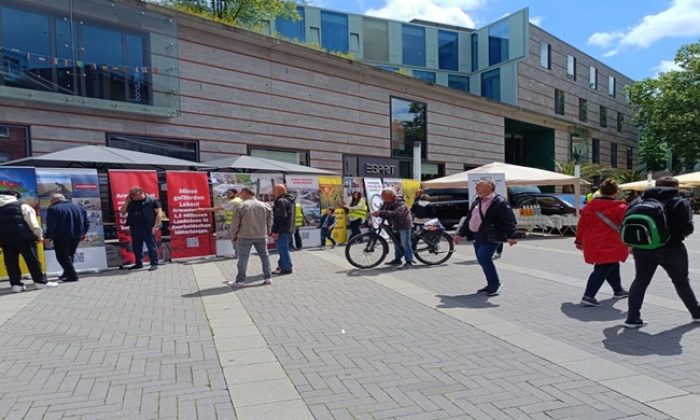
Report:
1,219,700,419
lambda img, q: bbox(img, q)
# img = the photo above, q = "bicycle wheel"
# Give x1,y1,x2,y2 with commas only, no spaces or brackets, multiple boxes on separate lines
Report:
413,232,454,265
345,233,388,269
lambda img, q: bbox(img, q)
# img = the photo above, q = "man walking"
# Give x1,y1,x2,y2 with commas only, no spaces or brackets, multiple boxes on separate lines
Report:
372,188,414,269
229,187,273,287
624,176,700,328
120,186,162,271
270,184,294,275
0,190,57,292
455,179,518,296
45,193,89,282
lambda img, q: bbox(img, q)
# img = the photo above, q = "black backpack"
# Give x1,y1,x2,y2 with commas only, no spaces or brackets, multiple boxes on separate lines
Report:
620,197,675,249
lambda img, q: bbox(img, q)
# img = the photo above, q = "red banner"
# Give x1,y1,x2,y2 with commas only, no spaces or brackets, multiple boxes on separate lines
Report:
166,171,215,259
108,170,162,266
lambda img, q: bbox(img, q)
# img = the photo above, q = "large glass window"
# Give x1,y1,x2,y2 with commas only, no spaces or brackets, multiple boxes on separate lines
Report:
250,147,309,166
589,66,598,89
592,139,601,164
554,89,565,115
471,33,478,72
488,20,509,66
608,75,616,97
567,55,576,80
540,41,551,69
363,19,388,62
600,105,607,127
578,98,588,122
0,124,29,163
107,135,199,162
627,147,634,169
438,30,458,71
617,112,624,132
402,25,425,67
481,69,500,101
413,70,435,83
275,6,305,42
448,74,469,92
321,11,348,53
0,5,151,105
610,142,618,168
390,97,427,159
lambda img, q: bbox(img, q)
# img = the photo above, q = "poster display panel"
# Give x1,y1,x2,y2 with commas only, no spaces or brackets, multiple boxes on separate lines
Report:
319,176,346,244
36,168,107,274
363,178,383,226
166,171,215,260
286,175,321,248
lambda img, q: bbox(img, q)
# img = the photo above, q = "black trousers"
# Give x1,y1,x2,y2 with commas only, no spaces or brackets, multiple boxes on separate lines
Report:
349,219,363,240
54,237,81,280
131,226,158,266
1,241,45,286
628,244,700,321
292,228,303,250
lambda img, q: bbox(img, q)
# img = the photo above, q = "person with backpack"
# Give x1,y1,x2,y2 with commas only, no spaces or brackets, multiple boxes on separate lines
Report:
622,176,700,328
574,179,630,307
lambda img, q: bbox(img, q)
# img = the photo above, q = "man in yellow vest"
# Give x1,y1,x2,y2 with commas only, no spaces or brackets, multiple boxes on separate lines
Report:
197,188,243,257
291,199,304,250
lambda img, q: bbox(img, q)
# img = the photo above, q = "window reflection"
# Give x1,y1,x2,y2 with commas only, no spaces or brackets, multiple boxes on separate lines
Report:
108,135,199,162
488,20,509,66
438,30,458,71
481,69,500,101
448,74,469,92
402,25,425,67
321,11,348,53
0,124,29,163
275,6,305,42
390,97,427,159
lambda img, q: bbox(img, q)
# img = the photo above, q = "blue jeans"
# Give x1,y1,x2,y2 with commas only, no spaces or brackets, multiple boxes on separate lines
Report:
474,241,500,291
131,225,158,266
584,263,623,298
394,229,413,263
275,232,293,271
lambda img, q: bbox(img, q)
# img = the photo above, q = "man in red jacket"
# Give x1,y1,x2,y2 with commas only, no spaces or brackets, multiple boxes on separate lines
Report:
575,179,630,307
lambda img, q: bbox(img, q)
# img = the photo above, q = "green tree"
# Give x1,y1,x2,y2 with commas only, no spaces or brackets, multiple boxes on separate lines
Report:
638,137,668,171
629,41,700,169
161,0,300,28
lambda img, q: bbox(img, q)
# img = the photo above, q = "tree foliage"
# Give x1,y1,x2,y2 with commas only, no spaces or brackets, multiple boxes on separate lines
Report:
629,41,700,169
161,0,300,28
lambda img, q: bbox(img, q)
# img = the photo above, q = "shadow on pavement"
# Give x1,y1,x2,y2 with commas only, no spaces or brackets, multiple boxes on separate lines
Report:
453,260,480,266
436,294,500,309
340,264,445,277
182,286,234,298
560,301,627,322
602,323,700,356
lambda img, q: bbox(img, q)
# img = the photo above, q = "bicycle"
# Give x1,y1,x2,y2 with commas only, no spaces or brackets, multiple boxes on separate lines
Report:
345,218,454,269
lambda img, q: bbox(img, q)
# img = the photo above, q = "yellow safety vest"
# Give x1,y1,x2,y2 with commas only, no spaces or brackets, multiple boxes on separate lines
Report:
223,197,243,225
348,198,367,221
295,203,304,227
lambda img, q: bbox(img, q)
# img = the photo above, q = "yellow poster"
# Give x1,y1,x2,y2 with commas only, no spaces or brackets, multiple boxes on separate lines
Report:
401,179,422,209
318,176,347,244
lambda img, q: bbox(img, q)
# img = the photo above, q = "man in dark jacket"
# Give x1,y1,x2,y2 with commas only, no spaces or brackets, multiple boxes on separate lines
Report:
373,188,414,269
45,194,89,282
120,187,162,271
455,179,518,296
624,176,700,328
270,184,295,275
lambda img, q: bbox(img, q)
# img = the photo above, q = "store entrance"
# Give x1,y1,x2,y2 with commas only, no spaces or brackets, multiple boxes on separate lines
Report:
504,119,555,171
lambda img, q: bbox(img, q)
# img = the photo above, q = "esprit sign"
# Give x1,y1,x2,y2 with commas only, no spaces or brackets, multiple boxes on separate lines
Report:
357,156,400,177
364,162,396,175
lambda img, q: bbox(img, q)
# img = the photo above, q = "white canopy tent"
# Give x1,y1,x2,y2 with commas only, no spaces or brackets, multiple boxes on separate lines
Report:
422,162,584,213
619,171,700,191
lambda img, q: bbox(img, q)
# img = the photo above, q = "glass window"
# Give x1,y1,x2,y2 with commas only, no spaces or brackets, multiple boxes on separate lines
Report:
402,25,425,67
627,147,634,169
421,162,444,181
488,20,509,66
438,30,458,71
250,148,309,165
107,135,199,162
55,18,76,95
592,139,600,164
448,74,469,92
610,142,618,168
413,70,435,83
481,68,500,101
540,41,550,69
1,7,53,92
579,98,588,122
600,105,607,127
82,24,127,102
617,112,624,132
624,85,630,102
608,75,616,97
589,66,598,89
275,6,305,42
390,97,427,159
471,33,478,72
567,55,576,80
321,11,348,53
0,124,29,162
363,19,388,62
555,89,565,115
126,35,149,105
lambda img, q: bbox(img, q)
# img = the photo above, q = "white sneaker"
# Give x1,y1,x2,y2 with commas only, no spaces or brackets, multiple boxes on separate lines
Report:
227,280,246,288
11,285,26,293
263,278,272,285
35,281,59,289
492,253,502,260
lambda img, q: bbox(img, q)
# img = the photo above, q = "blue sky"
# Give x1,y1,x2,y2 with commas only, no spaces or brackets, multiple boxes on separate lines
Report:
309,0,700,80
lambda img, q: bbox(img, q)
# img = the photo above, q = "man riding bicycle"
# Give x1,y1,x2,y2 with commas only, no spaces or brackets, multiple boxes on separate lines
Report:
372,188,413,270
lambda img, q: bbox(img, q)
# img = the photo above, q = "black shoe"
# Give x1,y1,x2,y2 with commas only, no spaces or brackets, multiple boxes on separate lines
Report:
62,278,79,282
613,290,629,299
273,268,292,275
385,260,402,266
399,262,413,270
148,265,158,271
477,287,489,294
581,296,602,307
128,264,144,270
623,319,648,329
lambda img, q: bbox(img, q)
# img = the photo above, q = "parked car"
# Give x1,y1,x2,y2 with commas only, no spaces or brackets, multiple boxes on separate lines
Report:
511,194,577,215
419,189,470,229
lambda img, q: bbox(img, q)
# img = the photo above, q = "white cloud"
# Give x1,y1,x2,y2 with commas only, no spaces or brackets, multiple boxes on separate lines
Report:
588,0,700,54
365,0,485,28
654,59,682,74
529,16,544,26
603,49,619,58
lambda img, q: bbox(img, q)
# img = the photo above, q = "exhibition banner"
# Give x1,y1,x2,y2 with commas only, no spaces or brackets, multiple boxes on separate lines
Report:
363,178,383,226
319,176,346,244
108,170,162,266
286,175,320,227
0,167,46,279
166,171,215,260
342,177,364,204
36,168,107,274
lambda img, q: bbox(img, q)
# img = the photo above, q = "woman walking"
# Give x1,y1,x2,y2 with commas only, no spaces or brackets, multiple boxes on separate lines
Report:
345,192,367,240
575,179,630,307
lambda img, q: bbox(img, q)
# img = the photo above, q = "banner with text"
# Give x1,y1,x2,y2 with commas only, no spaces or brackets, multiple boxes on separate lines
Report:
363,178,384,226
0,167,46,279
166,171,215,260
108,170,162,266
36,168,107,274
